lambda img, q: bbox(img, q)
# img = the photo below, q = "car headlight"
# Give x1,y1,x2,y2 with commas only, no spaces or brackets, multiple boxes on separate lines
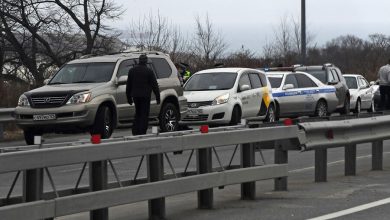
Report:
212,93,230,105
66,92,91,104
18,94,30,107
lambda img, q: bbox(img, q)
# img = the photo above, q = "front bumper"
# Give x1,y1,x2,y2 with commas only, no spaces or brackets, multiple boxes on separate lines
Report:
15,102,99,130
180,103,233,125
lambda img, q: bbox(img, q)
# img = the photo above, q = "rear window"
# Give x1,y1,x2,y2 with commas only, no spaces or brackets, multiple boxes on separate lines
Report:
151,58,172,79
305,70,327,83
268,74,284,88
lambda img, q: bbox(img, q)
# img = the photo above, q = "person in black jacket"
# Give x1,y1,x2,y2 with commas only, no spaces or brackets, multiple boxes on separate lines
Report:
126,54,161,135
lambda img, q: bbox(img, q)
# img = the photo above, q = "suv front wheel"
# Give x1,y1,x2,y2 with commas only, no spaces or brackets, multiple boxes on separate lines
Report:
24,129,42,145
90,105,114,139
159,102,179,132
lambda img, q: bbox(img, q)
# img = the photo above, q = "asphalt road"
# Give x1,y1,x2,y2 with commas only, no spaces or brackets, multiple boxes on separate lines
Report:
1,128,390,220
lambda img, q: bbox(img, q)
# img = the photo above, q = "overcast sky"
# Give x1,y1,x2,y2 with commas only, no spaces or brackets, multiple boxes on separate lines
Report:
110,0,390,54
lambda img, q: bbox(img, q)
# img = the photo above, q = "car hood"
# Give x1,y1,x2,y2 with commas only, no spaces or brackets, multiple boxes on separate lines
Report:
25,83,106,96
184,90,231,102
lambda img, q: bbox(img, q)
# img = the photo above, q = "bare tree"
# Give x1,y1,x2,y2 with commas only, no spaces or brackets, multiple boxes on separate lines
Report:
190,14,227,69
0,0,123,87
262,14,316,66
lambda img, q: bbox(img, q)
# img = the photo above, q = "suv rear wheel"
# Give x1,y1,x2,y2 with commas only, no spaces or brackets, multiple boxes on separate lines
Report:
340,96,350,115
90,105,113,139
159,103,179,132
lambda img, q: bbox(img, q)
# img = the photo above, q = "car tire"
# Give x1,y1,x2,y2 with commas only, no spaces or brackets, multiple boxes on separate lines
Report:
340,96,350,115
264,104,276,123
354,99,361,114
159,102,179,132
229,106,241,125
24,129,42,145
368,101,375,113
315,100,328,117
90,105,113,139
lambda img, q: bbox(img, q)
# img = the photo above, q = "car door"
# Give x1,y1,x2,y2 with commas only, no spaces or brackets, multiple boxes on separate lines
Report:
115,59,136,122
248,73,265,116
334,68,348,106
278,74,302,114
295,73,320,113
237,73,255,117
358,77,372,109
329,69,343,107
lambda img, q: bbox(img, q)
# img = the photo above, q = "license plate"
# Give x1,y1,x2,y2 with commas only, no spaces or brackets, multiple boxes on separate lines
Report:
187,109,203,115
33,114,56,121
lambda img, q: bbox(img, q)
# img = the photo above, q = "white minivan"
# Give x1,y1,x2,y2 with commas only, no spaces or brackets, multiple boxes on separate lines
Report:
181,68,276,125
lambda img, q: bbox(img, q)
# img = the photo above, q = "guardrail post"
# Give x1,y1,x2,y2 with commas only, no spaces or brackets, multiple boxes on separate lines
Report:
241,143,256,199
315,148,327,182
372,140,383,170
197,148,213,209
89,160,108,220
147,153,166,219
274,141,288,191
345,144,356,176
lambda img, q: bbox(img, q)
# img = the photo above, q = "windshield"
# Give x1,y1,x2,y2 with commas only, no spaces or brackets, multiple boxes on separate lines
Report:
268,75,284,88
305,70,327,83
345,77,358,89
184,72,237,91
49,62,116,84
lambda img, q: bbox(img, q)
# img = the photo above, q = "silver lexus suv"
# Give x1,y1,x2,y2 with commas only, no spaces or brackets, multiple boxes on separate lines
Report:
15,51,187,144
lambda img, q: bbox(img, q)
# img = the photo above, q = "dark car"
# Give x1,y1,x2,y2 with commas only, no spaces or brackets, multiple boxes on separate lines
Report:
295,64,350,114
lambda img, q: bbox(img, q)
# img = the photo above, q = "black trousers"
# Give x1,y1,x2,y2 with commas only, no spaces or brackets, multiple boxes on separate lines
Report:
379,85,390,110
132,97,151,135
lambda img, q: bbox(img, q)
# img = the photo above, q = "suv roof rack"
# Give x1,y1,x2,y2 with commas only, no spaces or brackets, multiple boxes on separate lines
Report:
120,50,167,56
262,66,295,72
79,54,100,59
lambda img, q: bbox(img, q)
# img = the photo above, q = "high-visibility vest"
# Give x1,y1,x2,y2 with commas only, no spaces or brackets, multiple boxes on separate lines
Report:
183,71,191,80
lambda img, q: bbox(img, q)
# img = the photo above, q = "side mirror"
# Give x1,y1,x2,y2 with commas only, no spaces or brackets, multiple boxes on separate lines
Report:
117,75,128,86
282,84,294,90
327,80,338,85
240,84,250,92
370,81,375,86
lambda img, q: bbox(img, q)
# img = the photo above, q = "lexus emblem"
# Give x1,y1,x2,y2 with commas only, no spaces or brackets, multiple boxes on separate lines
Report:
190,103,197,108
44,98,51,103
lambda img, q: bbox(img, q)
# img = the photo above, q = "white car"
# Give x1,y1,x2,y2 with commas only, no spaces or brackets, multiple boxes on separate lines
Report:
182,68,276,125
344,74,375,113
267,71,339,118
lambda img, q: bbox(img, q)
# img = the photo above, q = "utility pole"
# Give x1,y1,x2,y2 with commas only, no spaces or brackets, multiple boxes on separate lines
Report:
301,0,306,64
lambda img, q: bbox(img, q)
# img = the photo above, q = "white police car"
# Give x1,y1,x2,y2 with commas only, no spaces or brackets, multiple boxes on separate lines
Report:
182,68,276,125
266,70,338,118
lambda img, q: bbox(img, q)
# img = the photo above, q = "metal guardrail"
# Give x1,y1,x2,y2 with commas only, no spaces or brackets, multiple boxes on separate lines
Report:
0,108,14,123
298,115,390,182
1,110,390,220
0,108,15,141
0,125,297,220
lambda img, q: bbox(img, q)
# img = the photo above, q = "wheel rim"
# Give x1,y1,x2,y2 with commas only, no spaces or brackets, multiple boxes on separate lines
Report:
104,108,112,137
164,108,177,132
268,107,275,122
357,101,361,113
318,102,327,117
